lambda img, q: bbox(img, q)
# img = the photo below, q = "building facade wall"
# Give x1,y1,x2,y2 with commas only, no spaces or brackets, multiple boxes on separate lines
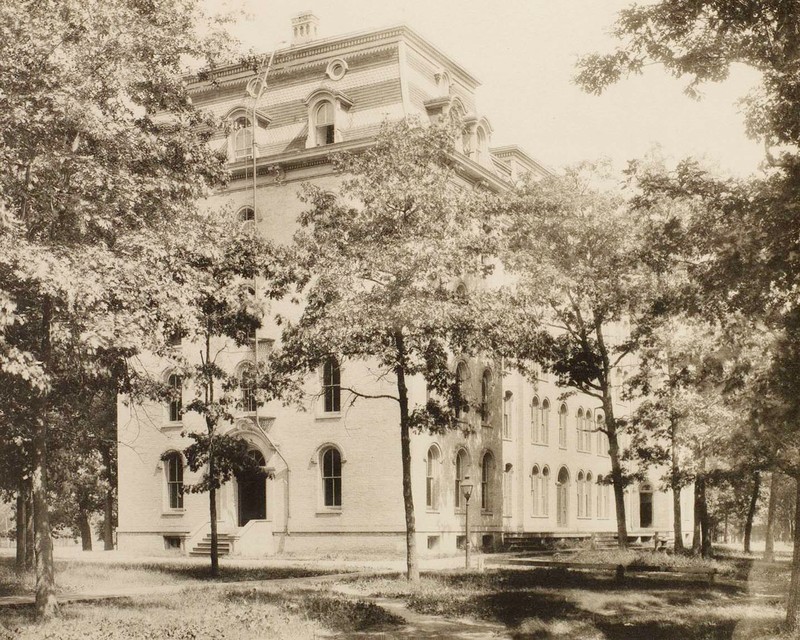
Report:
117,20,690,557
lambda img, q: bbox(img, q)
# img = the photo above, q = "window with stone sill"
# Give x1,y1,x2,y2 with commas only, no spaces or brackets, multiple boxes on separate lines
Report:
166,373,182,423
232,116,253,161
322,356,341,413
164,451,184,510
321,446,342,508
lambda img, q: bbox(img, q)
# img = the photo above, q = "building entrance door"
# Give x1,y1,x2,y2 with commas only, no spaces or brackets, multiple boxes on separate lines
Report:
236,450,266,527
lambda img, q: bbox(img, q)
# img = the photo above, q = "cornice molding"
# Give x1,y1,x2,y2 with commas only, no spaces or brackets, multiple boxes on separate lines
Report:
188,24,479,96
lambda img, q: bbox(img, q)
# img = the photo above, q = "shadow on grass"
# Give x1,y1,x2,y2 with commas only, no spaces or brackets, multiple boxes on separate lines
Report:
401,569,758,640
224,588,405,633
123,562,333,583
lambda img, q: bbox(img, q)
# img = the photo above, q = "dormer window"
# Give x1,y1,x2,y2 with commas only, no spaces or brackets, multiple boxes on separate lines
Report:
233,116,253,161
304,88,353,150
315,101,335,146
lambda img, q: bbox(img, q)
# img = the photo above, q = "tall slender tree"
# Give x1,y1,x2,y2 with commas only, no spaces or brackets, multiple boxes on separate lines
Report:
500,162,664,549
268,117,509,582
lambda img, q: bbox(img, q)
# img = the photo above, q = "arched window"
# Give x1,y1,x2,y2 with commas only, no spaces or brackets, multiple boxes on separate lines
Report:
239,363,257,413
558,403,568,448
481,452,494,512
541,398,550,444
577,471,585,517
585,472,593,518
321,446,342,507
238,207,255,223
531,465,541,516
597,475,605,518
596,413,608,455
315,101,335,146
502,392,512,440
639,483,653,528
454,362,468,420
541,466,550,516
480,369,492,424
455,448,468,509
576,408,584,451
233,116,253,161
426,446,440,510
164,452,184,510
323,356,341,413
167,373,182,423
530,396,541,443
556,466,569,527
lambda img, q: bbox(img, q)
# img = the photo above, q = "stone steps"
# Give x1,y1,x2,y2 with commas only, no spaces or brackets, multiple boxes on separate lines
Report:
189,533,234,557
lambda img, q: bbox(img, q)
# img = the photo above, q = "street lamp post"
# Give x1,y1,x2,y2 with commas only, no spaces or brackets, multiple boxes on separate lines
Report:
461,477,474,570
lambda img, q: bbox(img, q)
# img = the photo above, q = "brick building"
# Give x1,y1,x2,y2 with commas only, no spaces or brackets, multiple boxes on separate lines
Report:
117,13,693,557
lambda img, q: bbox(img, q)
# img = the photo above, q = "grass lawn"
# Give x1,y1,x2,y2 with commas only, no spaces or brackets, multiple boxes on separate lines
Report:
1,553,795,639
0,556,334,597
350,566,791,639
0,586,404,640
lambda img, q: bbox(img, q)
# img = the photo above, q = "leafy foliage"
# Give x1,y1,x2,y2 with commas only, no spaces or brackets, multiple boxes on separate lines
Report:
269,117,504,580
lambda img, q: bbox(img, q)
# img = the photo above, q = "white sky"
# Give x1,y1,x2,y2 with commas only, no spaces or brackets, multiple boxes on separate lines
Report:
205,0,764,176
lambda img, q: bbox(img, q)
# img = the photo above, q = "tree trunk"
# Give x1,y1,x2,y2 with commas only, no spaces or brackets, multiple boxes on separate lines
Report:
78,508,92,551
670,422,684,553
103,489,114,551
33,298,57,620
394,331,419,583
594,323,628,550
101,444,115,551
672,484,684,553
15,484,27,572
698,475,712,558
604,403,628,550
25,483,34,571
209,482,219,577
744,470,761,554
204,332,219,578
33,418,58,619
692,478,702,555
785,476,800,630
765,472,780,562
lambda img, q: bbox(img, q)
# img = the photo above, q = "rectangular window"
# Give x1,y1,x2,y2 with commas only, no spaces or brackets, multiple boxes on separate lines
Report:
323,357,341,413
165,454,184,510
163,536,182,551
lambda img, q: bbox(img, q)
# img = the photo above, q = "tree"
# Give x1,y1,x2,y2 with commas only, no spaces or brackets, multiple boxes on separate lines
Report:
0,0,232,618
268,117,504,582
500,162,662,550
576,2,800,626
164,211,289,577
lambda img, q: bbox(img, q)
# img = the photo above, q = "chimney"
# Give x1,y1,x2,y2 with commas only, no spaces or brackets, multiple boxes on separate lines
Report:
291,11,319,45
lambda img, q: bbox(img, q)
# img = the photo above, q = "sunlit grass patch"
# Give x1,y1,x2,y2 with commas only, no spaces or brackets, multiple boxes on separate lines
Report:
0,587,324,640
0,556,338,598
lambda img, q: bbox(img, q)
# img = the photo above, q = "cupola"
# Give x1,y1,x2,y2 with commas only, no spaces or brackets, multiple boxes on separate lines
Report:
291,11,319,45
